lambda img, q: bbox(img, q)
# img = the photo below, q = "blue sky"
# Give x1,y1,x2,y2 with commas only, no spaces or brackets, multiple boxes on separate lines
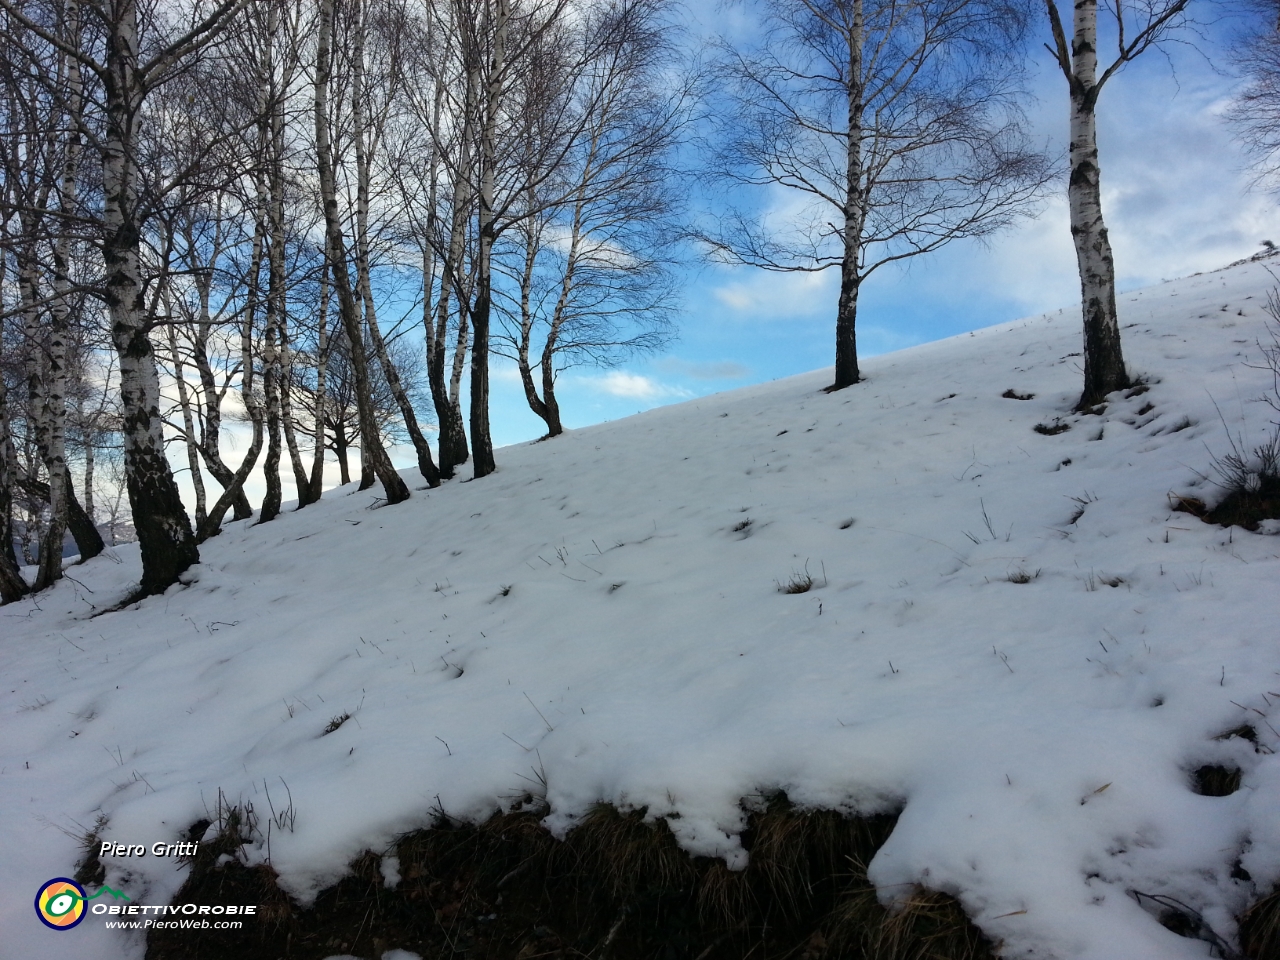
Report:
184,3,1278,510
474,4,1276,450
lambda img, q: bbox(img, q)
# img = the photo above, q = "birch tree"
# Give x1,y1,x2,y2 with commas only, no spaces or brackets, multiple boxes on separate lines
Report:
315,0,410,502
1043,0,1188,408
495,0,686,436
350,0,440,487
0,266,31,601
391,1,474,477
706,0,1050,391
1226,0,1280,190
0,0,253,594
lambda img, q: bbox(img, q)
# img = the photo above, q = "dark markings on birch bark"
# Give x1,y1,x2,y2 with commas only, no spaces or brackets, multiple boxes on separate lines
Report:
315,0,409,504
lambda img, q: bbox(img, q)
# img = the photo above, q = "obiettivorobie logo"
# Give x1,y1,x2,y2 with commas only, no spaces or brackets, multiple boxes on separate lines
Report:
35,874,259,932
34,877,130,930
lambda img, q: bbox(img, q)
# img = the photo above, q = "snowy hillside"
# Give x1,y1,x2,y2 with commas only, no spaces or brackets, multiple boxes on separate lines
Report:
5,258,1280,960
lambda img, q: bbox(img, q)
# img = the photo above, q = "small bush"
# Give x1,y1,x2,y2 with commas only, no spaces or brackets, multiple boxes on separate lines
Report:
1006,568,1040,584
1202,430,1280,530
1002,389,1034,400
324,713,350,735
779,570,814,594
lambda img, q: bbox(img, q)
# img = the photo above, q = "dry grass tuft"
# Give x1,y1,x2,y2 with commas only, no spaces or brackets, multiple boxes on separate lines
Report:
1213,724,1259,745
827,885,993,960
1201,432,1280,531
148,794,995,960
778,569,815,594
1190,764,1242,797
1241,887,1280,960
1034,420,1071,436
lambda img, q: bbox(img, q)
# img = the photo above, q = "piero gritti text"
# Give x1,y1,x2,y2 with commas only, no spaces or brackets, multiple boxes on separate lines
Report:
99,841,200,858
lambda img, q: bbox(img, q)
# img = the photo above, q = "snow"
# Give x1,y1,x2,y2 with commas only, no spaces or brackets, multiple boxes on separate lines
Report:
4,258,1280,960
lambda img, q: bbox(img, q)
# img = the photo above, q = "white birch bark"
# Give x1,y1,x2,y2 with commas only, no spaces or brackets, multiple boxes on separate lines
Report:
314,0,409,504
101,0,199,593
351,0,439,487
308,261,330,500
1064,0,1126,406
833,0,865,391
469,0,509,479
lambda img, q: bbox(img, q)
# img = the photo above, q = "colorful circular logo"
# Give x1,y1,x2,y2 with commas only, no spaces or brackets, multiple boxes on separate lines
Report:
35,878,87,930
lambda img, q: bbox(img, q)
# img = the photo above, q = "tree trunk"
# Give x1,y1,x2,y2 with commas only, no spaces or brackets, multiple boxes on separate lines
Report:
20,239,67,590
199,210,267,540
425,244,469,478
82,419,94,522
471,249,496,478
334,419,350,485
832,0,864,392
364,289,441,486
102,0,199,595
1066,0,1127,408
417,73,468,479
539,341,564,437
833,259,861,390
15,471,104,562
0,361,30,602
352,1,439,487
359,441,374,490
315,0,409,504
434,292,470,478
516,220,552,431
470,0,509,480
448,312,469,447
188,221,253,521
258,0,286,524
309,261,330,500
280,325,311,504
167,316,207,529
33,7,83,590
527,185,592,438
258,286,283,522
199,416,262,539
429,60,477,479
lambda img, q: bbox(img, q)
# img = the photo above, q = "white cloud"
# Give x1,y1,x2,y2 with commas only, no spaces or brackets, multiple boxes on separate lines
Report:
585,371,693,400
489,363,525,385
711,268,837,319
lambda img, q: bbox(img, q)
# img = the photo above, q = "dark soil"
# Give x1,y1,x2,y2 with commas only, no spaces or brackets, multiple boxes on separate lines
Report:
144,798,996,960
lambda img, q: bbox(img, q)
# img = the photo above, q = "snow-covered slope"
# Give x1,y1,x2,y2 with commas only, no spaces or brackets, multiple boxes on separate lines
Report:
5,259,1280,960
